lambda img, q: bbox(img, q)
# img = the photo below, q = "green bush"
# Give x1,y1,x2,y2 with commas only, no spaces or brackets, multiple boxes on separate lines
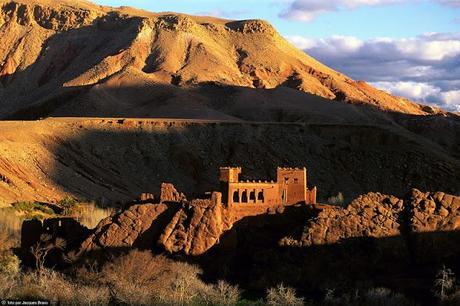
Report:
13,201,55,215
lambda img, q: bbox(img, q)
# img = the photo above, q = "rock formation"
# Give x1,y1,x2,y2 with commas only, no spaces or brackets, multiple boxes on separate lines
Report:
77,186,232,256
0,0,452,119
295,193,403,246
73,187,460,260
288,189,460,248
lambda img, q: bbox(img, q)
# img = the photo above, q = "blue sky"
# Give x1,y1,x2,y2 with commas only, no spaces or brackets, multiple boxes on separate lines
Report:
92,0,460,111
92,0,459,39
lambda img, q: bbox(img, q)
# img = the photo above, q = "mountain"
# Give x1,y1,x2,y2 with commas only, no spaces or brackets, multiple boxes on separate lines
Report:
0,0,449,120
0,0,458,206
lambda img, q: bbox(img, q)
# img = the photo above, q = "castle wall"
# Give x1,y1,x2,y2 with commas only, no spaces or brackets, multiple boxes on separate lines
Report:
228,181,279,206
277,168,307,205
220,166,315,207
219,167,241,183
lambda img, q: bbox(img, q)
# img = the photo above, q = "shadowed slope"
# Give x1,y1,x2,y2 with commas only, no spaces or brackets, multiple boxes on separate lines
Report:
0,118,458,206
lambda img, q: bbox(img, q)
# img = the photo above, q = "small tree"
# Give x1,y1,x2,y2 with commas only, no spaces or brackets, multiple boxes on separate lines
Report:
30,234,66,274
267,284,304,305
434,266,456,300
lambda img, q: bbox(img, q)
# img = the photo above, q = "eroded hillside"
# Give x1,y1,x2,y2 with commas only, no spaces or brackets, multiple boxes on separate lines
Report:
0,118,458,206
0,0,446,119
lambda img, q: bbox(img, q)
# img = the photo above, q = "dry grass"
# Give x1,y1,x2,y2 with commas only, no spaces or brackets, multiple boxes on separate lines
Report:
0,208,23,247
71,202,114,229
4,270,110,305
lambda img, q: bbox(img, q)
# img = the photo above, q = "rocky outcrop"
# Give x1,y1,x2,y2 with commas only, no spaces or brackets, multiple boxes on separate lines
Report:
289,189,460,248
294,193,403,246
77,187,231,256
409,189,460,232
159,193,232,255
159,183,186,203
0,1,100,31
78,202,171,254
76,188,459,258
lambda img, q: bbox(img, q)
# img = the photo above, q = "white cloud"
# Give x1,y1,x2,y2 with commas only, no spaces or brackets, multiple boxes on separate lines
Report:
372,82,460,111
440,90,460,111
287,32,460,112
435,0,460,7
371,81,441,101
279,0,459,22
195,9,250,19
280,0,409,21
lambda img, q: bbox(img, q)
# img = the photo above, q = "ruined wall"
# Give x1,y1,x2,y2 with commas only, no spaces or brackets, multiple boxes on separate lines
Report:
306,186,317,204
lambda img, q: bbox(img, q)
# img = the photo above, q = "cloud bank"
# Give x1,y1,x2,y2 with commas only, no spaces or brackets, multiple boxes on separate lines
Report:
288,32,460,111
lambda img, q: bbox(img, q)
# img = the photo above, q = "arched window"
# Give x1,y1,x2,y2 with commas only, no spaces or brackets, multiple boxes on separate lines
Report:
249,190,256,202
233,191,239,203
241,191,248,203
258,191,264,203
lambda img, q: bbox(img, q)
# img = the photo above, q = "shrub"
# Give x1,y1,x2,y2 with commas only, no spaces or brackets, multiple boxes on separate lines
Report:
99,249,239,305
266,284,304,306
0,250,21,275
0,227,13,251
434,266,456,300
58,196,78,208
30,234,66,273
327,193,344,206
212,280,240,305
8,269,110,305
13,201,55,215
364,287,410,306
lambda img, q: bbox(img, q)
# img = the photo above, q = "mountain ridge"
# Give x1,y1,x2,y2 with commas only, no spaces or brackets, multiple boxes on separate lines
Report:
0,0,451,120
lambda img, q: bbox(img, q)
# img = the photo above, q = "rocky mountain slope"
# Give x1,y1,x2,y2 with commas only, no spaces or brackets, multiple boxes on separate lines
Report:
0,118,458,206
0,0,448,119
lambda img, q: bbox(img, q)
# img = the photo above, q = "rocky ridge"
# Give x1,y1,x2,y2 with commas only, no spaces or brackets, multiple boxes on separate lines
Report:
73,187,460,258
0,0,449,119
287,189,460,247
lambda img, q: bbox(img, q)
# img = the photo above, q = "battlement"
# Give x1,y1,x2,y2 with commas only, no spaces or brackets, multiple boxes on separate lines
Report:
277,167,306,171
219,166,316,207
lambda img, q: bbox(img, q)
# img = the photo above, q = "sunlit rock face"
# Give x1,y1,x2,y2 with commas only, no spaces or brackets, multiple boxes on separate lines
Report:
0,0,445,119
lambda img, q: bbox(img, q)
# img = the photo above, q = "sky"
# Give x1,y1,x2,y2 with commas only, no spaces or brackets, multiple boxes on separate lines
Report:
92,0,460,112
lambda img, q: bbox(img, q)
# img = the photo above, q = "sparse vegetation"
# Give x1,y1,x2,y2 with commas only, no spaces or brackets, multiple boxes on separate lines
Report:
30,234,66,274
434,266,457,300
72,202,114,229
327,192,344,206
13,201,56,215
266,284,304,305
0,230,20,276
0,249,242,305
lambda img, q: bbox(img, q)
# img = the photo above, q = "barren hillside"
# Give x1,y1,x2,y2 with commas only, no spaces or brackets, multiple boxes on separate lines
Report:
0,118,458,206
0,0,448,119
0,0,458,206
